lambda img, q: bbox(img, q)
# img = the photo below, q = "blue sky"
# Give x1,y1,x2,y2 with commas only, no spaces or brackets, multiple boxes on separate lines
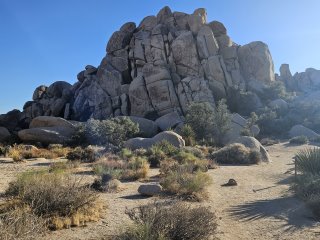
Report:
1,0,319,114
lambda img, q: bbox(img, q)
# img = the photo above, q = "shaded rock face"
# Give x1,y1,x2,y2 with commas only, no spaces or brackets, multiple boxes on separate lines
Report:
7,6,275,130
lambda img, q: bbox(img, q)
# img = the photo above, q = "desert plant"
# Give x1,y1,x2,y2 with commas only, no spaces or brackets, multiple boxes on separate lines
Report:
212,99,231,146
295,148,320,175
180,124,196,146
160,165,211,197
67,146,100,163
4,171,100,230
146,141,178,167
289,136,309,145
84,117,139,146
185,102,215,141
210,143,261,165
93,155,149,181
241,112,258,137
118,201,217,240
0,205,47,240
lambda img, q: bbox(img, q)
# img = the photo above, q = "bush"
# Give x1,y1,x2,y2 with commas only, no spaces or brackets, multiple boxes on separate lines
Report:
210,143,261,165
289,136,309,145
4,171,100,230
79,117,139,147
93,155,149,181
185,102,215,141
0,205,47,240
146,141,178,167
179,124,196,146
186,100,231,146
160,166,211,197
118,201,217,240
295,148,320,175
67,146,101,163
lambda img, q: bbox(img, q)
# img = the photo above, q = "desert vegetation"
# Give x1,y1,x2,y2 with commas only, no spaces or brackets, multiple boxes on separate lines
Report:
118,201,217,240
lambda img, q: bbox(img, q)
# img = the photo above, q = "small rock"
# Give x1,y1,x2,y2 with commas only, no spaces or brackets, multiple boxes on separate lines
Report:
221,179,237,187
138,184,162,196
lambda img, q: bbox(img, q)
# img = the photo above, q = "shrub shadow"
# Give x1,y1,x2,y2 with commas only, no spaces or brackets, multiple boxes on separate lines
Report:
228,195,317,231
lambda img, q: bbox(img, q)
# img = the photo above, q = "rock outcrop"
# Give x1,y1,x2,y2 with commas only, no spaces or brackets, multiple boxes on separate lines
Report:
3,6,275,130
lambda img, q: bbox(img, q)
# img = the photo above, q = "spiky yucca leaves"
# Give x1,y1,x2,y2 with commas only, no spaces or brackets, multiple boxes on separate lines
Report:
295,148,320,175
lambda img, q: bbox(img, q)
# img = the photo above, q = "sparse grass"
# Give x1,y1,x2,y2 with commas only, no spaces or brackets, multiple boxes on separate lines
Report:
93,154,149,181
209,143,261,165
118,201,217,240
4,171,101,231
289,136,309,145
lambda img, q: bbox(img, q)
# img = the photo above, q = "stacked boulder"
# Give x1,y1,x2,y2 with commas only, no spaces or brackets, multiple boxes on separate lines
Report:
1,6,277,144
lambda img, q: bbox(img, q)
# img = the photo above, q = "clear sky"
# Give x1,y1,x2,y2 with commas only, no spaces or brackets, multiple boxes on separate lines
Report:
1,0,319,114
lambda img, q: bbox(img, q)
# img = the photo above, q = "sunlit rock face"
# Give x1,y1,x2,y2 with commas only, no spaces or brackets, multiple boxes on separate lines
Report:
17,6,276,125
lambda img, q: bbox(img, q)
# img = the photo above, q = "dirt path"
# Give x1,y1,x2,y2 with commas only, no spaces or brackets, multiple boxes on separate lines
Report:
209,142,320,240
1,143,320,239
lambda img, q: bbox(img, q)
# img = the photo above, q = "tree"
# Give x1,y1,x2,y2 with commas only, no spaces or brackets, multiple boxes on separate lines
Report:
212,99,231,146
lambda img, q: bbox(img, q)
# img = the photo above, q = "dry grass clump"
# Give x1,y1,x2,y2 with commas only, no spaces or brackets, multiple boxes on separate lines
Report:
93,154,149,181
0,203,47,240
4,171,101,231
209,143,261,165
118,201,217,240
5,144,71,161
67,146,103,163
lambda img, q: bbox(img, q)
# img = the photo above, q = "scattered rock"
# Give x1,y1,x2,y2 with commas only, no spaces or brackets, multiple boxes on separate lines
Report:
221,179,238,187
138,184,162,196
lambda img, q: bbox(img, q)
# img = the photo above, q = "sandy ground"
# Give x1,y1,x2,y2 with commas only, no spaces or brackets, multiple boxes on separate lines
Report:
1,142,320,239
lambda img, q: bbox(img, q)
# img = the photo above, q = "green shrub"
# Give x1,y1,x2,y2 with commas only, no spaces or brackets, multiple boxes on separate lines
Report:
180,124,196,146
119,202,217,240
295,148,320,175
185,102,215,141
85,117,139,146
186,100,231,145
146,141,178,167
210,143,261,165
289,136,309,145
160,166,211,197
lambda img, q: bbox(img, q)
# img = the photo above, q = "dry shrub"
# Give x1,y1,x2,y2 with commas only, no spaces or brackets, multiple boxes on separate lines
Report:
93,154,149,181
118,201,217,240
210,143,261,165
67,146,101,163
5,144,71,161
289,136,309,145
160,166,212,198
0,203,46,240
4,171,101,230
49,161,80,173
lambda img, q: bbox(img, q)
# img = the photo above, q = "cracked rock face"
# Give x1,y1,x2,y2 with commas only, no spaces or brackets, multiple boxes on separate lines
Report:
20,6,275,123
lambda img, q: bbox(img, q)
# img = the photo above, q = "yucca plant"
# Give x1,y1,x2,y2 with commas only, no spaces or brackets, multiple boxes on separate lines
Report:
295,148,320,175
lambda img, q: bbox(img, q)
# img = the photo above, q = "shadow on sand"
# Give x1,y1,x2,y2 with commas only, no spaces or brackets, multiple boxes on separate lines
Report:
228,195,318,232
120,194,151,200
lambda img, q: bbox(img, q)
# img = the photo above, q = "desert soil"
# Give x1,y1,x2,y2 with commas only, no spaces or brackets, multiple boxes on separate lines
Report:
1,142,320,240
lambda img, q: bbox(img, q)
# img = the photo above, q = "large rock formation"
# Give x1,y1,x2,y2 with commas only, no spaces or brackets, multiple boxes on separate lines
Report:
1,6,277,139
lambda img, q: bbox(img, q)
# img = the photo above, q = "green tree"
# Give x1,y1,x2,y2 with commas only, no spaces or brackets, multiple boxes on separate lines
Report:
212,99,231,146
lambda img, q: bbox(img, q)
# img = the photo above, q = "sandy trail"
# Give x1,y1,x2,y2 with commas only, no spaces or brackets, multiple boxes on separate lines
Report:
1,142,320,239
